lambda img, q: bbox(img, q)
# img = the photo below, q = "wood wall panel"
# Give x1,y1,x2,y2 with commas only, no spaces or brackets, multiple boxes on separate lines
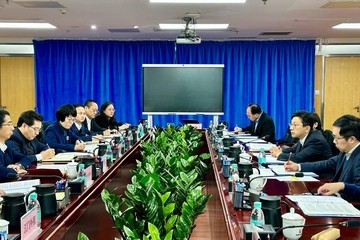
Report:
0,56,35,124
323,56,360,129
314,55,322,114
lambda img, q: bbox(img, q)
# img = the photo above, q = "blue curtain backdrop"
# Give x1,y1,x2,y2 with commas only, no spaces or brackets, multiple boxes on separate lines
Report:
33,39,315,139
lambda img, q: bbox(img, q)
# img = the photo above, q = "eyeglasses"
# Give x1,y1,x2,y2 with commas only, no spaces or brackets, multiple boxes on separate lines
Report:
289,123,303,128
30,126,42,133
1,123,13,127
66,116,75,122
332,134,345,141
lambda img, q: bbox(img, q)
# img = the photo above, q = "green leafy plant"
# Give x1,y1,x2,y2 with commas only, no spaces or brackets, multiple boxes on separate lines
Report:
99,124,212,240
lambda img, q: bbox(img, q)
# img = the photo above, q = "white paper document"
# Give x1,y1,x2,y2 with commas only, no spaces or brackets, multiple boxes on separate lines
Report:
286,195,360,217
0,179,40,194
269,165,319,177
267,176,319,182
248,143,275,151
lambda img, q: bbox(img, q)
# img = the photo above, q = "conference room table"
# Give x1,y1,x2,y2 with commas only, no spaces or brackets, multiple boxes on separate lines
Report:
207,132,360,240
8,130,360,239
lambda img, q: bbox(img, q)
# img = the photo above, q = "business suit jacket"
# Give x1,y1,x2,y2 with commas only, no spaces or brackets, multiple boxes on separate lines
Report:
94,114,122,130
278,130,333,163
242,112,276,143
70,123,93,142
5,128,47,163
82,118,105,135
301,144,360,185
0,147,32,180
44,121,79,153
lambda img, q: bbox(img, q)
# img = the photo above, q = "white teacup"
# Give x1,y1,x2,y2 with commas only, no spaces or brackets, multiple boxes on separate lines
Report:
0,219,9,239
66,161,78,179
282,207,305,240
239,153,252,163
249,174,267,192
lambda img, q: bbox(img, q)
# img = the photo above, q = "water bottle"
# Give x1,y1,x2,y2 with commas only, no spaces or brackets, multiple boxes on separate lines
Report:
258,147,266,168
232,181,245,209
105,145,113,165
77,163,86,185
138,122,144,138
27,192,41,229
250,201,265,226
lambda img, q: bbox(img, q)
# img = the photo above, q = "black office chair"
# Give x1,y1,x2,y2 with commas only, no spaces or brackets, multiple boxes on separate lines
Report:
322,129,340,156
37,121,52,143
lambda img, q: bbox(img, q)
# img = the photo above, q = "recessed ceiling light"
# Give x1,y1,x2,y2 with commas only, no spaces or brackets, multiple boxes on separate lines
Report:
150,0,246,3
133,25,139,29
0,22,56,29
91,25,97,30
159,23,229,30
333,23,360,29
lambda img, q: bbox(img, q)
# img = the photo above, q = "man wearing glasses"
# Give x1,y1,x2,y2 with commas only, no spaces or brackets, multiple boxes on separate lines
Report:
45,104,86,153
0,110,31,180
269,111,332,163
285,114,360,199
6,110,55,162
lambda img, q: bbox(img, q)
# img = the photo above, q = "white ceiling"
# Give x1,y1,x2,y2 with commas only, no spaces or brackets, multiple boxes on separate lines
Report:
1,0,360,43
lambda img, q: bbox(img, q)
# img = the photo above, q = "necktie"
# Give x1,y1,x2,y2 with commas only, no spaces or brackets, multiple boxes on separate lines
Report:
254,120,259,133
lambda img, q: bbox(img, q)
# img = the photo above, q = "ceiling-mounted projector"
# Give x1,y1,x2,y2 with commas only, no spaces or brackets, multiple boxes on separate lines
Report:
176,16,201,44
176,36,201,44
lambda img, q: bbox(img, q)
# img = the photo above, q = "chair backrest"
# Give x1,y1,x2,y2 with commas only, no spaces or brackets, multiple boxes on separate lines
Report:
37,121,53,143
322,129,340,156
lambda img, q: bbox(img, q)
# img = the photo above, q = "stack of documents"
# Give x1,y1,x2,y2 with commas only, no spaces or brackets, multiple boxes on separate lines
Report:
269,165,319,177
286,195,360,217
0,179,40,194
44,152,92,162
248,143,275,151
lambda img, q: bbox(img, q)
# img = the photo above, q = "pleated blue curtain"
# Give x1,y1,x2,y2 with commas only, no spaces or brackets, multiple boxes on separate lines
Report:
33,39,315,139
33,40,175,125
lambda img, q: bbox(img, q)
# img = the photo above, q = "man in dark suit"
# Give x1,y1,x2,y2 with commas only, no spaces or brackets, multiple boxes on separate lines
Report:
270,111,332,163
0,110,31,180
235,103,276,143
71,104,102,142
6,110,55,162
285,115,360,199
83,99,111,136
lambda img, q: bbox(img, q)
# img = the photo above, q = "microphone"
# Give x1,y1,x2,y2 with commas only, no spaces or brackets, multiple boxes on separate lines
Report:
270,220,360,240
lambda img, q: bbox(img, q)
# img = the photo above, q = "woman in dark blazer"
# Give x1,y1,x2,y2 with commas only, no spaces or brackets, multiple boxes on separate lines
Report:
95,101,129,131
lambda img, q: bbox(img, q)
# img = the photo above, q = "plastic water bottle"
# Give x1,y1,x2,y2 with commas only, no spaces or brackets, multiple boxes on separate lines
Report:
138,122,144,138
105,145,113,165
27,192,41,229
258,147,267,168
250,201,265,226
77,163,86,185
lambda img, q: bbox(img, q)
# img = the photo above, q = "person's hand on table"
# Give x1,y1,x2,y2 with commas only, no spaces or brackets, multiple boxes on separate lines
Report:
92,134,103,141
41,148,55,160
284,160,299,172
234,126,242,133
317,182,345,196
118,123,130,130
270,146,282,158
103,129,111,136
75,140,86,151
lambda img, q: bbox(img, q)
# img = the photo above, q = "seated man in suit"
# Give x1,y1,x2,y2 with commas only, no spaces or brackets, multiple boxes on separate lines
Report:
83,99,111,136
71,104,102,142
0,110,31,180
6,110,55,162
44,104,86,153
234,103,276,143
270,111,333,163
285,114,360,199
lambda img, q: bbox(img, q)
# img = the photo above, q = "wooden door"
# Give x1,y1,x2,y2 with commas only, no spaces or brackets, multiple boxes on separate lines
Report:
323,56,360,129
0,56,35,124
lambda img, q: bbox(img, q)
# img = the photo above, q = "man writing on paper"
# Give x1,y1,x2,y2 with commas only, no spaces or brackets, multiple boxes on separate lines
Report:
285,115,360,199
234,103,276,143
270,111,332,163
0,110,31,180
6,110,55,162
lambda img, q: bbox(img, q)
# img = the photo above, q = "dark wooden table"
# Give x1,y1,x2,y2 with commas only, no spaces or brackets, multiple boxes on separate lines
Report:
206,133,360,240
